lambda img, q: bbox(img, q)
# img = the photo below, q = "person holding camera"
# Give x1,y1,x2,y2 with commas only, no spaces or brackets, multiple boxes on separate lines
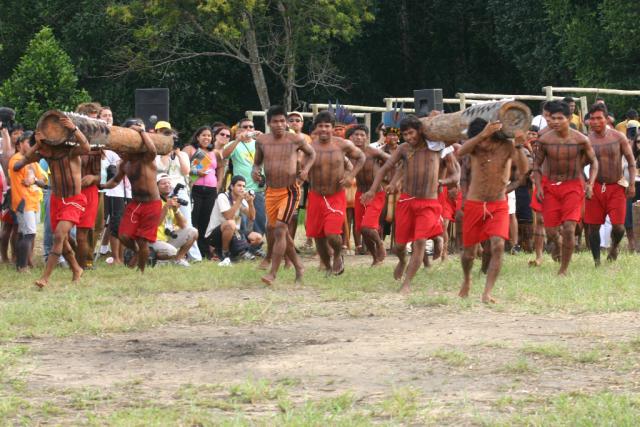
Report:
204,175,261,265
150,174,198,266
222,118,267,236
155,122,202,262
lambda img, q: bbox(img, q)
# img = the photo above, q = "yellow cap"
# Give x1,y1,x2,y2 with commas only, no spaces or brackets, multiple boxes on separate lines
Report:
155,120,172,130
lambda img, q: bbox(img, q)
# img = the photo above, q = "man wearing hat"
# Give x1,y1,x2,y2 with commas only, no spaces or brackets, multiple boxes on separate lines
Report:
151,173,198,266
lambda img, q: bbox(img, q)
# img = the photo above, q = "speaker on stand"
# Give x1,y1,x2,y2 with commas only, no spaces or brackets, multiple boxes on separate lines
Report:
413,89,443,117
135,88,170,130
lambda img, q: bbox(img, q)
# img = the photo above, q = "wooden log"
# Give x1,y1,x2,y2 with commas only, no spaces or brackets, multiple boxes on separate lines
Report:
36,110,173,155
420,100,532,142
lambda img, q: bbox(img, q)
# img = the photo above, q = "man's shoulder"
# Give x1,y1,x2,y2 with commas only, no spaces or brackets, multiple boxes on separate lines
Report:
569,128,589,143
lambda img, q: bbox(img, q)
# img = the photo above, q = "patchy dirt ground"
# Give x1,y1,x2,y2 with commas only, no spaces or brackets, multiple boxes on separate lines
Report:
22,305,640,407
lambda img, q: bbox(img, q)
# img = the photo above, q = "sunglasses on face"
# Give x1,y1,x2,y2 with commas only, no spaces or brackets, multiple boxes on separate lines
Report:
219,133,231,138
288,118,302,123
241,124,254,129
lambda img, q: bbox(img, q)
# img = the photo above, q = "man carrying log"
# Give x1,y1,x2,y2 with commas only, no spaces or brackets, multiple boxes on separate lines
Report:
533,100,598,276
457,119,529,303
306,111,365,275
251,105,316,286
362,115,459,294
100,120,161,272
349,124,390,266
583,103,635,266
14,117,90,288
75,147,102,270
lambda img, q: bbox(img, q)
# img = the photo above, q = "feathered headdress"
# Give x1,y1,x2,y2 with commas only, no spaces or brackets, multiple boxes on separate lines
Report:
328,100,358,138
382,104,406,137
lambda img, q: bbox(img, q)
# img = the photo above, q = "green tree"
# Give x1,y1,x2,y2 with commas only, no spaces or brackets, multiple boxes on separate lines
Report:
107,0,373,110
0,27,90,128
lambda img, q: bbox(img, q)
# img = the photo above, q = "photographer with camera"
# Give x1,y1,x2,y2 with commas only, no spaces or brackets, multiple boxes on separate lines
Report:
150,174,198,266
155,122,201,262
205,175,262,266
222,118,267,236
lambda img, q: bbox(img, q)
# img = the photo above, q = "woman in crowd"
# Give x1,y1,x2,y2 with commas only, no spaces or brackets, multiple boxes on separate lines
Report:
184,126,224,259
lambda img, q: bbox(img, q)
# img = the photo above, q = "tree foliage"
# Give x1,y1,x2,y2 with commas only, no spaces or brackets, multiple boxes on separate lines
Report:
0,27,90,128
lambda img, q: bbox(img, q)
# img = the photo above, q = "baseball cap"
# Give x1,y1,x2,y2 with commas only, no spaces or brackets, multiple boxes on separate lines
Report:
156,173,171,183
627,120,640,129
155,120,172,130
288,111,304,120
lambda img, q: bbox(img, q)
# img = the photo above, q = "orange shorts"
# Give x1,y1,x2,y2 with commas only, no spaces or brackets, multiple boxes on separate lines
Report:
265,185,300,226
354,190,385,233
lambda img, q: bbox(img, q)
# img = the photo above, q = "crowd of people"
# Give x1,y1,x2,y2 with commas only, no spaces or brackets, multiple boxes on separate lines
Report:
0,95,638,302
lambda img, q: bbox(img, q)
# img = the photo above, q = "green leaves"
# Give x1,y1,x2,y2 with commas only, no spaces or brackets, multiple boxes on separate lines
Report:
0,27,90,128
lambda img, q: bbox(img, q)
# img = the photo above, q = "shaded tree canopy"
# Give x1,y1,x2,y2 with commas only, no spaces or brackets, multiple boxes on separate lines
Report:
1,0,639,134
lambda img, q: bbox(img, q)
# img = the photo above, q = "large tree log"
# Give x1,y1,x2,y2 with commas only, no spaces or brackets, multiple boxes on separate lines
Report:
36,110,173,155
420,100,532,142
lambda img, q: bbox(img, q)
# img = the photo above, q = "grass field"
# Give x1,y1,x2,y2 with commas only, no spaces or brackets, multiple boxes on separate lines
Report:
2,247,640,425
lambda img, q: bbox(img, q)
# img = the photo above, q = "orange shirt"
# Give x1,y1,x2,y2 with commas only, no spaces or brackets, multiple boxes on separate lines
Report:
8,153,45,212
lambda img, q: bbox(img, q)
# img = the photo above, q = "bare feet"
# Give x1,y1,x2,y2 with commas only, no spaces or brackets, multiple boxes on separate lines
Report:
398,283,411,295
332,255,344,275
17,267,30,273
594,259,601,268
72,267,83,282
607,247,619,262
393,260,406,280
481,294,497,304
458,281,471,298
294,266,304,285
371,259,384,267
34,278,48,289
557,269,567,276
258,259,270,270
376,244,386,264
261,273,275,286
528,258,542,267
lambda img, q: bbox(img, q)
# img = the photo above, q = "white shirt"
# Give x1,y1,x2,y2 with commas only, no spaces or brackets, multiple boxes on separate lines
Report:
532,115,547,130
205,192,248,238
103,150,131,198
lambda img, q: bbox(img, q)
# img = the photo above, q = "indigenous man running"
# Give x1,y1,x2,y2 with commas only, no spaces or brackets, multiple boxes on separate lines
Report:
584,103,636,266
75,147,102,269
101,121,161,272
362,116,459,294
533,100,598,275
15,117,90,287
348,124,390,266
306,111,365,275
251,105,316,285
457,119,529,303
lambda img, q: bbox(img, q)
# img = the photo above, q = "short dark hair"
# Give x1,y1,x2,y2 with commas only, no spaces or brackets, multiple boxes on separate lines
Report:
122,118,144,128
16,130,33,146
467,118,488,139
237,118,253,127
529,125,540,133
230,175,246,186
399,115,422,132
589,103,609,117
266,105,287,123
546,100,571,117
626,109,639,120
9,123,24,133
595,97,606,103
540,101,548,112
562,96,575,104
345,124,369,139
313,111,335,128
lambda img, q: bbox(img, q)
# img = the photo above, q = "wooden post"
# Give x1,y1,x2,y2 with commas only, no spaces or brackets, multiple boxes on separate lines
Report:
543,86,554,101
458,93,466,111
264,110,271,134
385,98,394,111
580,96,588,119
364,113,371,136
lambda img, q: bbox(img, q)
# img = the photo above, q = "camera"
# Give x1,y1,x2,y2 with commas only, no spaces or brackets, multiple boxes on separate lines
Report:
247,130,259,139
164,227,178,239
627,126,638,141
170,183,189,206
0,107,15,130
247,189,255,197
257,173,266,188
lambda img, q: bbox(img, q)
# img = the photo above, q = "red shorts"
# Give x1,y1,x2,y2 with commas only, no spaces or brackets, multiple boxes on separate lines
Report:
1,209,14,224
50,193,87,232
542,178,584,227
119,199,163,243
438,187,457,221
77,185,99,229
530,176,547,213
584,182,626,225
463,199,509,246
305,190,346,238
395,194,443,245
354,190,385,233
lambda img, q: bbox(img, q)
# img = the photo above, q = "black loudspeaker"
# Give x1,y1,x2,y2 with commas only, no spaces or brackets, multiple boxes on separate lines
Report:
413,89,443,117
135,88,170,130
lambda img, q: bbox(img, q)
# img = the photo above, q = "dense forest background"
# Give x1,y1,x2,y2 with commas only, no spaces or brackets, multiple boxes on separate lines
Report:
1,0,639,135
